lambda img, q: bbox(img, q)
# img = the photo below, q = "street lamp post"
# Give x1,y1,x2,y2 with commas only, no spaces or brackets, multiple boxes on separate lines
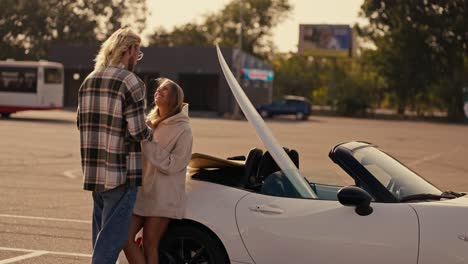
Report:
232,1,244,119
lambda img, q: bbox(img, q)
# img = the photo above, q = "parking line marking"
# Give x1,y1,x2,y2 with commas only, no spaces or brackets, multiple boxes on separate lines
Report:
0,250,47,264
0,214,91,224
47,251,92,258
0,247,91,259
408,146,462,167
408,153,442,166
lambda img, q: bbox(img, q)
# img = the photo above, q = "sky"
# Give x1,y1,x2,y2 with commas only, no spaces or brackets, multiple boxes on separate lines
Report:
146,0,365,52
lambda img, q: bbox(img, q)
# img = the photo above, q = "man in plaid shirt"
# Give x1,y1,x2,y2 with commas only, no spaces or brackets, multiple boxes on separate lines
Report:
77,27,152,264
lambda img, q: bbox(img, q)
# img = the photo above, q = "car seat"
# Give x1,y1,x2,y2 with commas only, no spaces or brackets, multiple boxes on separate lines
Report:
256,148,299,183
261,171,301,198
239,148,263,188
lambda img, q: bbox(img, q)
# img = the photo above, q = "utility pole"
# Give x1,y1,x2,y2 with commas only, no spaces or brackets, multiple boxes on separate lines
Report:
238,0,243,51
232,0,243,119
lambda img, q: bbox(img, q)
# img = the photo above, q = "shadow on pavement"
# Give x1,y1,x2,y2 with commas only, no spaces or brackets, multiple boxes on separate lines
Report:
0,117,75,125
262,116,324,124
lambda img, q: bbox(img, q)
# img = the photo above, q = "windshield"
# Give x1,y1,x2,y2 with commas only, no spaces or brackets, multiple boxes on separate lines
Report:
353,147,442,200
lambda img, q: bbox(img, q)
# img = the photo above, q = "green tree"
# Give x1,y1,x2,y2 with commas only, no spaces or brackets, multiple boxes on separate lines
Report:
148,0,291,59
358,1,435,115
421,1,468,120
0,0,147,60
358,0,467,120
149,24,209,47
271,50,386,116
271,53,322,99
332,56,386,116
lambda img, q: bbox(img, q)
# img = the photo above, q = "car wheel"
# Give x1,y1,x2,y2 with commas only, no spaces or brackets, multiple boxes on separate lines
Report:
260,110,269,118
160,224,229,264
295,112,304,120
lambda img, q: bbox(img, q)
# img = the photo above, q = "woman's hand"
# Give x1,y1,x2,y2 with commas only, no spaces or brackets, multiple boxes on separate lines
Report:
145,120,153,128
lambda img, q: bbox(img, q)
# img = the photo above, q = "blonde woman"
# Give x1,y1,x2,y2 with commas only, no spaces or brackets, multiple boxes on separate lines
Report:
77,27,152,264
124,78,193,264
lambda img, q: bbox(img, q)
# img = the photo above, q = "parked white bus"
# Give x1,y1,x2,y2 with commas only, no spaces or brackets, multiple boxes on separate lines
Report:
0,60,64,118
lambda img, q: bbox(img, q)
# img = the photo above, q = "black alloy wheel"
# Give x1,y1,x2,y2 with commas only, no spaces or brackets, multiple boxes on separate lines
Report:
159,224,229,264
295,111,305,120
260,110,269,118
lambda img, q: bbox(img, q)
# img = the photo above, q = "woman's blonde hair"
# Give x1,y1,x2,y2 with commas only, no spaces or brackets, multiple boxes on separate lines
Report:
94,27,141,70
147,78,185,129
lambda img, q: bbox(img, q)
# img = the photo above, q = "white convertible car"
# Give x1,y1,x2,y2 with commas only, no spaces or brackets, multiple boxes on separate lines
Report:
153,142,467,264
121,46,468,264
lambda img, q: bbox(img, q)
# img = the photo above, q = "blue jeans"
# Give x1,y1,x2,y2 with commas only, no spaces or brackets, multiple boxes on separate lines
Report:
91,184,137,264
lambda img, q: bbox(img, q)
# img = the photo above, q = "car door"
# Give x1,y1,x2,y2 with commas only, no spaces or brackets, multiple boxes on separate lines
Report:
270,100,285,115
236,193,419,264
40,67,63,107
284,100,296,114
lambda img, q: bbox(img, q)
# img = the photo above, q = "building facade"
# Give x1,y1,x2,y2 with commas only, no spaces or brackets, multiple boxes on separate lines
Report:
49,45,273,115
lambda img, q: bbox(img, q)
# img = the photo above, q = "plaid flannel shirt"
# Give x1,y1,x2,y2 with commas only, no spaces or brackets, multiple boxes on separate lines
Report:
77,66,152,192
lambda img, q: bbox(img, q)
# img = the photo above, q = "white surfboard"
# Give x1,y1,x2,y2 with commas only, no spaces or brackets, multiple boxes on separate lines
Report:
216,45,317,198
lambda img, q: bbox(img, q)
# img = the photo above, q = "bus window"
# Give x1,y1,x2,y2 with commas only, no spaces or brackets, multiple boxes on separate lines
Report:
44,68,62,84
0,68,37,93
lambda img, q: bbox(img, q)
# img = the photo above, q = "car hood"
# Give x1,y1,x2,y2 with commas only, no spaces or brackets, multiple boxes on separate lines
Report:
428,194,468,206
409,195,468,264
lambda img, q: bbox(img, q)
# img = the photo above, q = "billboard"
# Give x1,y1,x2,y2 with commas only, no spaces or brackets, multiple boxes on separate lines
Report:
298,24,352,57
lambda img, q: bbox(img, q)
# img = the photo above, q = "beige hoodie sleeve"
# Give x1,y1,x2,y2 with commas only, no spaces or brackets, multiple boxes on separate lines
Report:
141,129,193,175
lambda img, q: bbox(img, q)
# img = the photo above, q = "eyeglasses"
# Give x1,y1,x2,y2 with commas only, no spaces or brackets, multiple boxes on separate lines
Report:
137,50,144,61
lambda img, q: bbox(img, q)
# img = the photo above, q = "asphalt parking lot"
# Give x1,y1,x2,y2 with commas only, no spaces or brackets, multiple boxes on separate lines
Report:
0,110,467,263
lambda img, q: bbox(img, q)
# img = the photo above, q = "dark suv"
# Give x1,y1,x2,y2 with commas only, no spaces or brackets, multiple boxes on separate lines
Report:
258,95,311,120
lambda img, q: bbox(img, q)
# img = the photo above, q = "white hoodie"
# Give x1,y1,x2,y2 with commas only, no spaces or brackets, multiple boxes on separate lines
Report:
133,104,192,219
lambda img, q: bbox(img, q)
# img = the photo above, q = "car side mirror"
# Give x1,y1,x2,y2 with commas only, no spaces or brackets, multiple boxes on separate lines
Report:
337,186,373,216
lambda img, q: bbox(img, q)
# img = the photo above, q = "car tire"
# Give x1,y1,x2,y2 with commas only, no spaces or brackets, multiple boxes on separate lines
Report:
295,112,305,120
159,224,230,264
260,110,269,118
0,113,11,119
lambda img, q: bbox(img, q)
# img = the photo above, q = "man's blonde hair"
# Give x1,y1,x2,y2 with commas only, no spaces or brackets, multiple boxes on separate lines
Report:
94,27,141,70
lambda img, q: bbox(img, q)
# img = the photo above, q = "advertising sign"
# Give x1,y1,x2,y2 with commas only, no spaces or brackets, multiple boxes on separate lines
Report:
241,68,274,82
298,24,352,57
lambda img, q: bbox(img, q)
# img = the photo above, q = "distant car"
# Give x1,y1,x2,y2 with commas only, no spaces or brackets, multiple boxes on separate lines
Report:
257,95,311,120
